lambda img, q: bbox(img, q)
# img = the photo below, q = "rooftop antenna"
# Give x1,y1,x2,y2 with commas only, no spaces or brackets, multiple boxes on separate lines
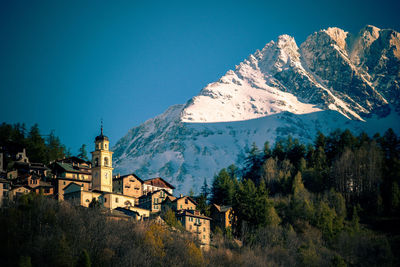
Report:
101,119,103,135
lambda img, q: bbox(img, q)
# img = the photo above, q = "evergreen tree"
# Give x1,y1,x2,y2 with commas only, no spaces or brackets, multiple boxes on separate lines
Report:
26,124,47,163
47,131,65,162
211,169,236,206
263,141,272,159
196,195,210,216
243,142,263,184
200,178,209,198
77,144,88,161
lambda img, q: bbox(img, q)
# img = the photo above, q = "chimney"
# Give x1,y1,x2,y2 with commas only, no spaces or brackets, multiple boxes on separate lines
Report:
180,194,183,198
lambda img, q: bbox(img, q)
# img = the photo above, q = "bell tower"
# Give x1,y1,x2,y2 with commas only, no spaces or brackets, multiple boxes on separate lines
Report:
91,122,113,192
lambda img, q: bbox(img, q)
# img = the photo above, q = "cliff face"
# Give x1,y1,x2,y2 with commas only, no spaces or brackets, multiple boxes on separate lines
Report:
113,26,400,193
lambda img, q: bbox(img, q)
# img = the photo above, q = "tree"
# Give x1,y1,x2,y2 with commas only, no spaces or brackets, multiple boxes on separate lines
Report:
77,144,88,161
263,141,272,159
162,208,183,229
211,168,236,206
232,179,280,235
290,172,315,223
47,131,66,162
26,124,47,163
195,195,210,216
200,178,209,198
243,142,263,184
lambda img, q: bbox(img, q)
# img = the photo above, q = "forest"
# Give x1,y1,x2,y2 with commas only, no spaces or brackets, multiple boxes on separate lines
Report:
205,128,400,266
0,122,89,166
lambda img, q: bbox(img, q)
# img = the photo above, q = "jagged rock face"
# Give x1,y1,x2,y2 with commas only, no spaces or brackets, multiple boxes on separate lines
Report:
113,25,400,194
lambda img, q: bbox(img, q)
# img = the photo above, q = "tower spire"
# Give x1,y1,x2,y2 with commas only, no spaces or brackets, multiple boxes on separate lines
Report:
101,119,103,135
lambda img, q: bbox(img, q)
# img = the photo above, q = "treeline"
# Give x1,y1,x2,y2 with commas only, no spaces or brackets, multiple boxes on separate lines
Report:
208,128,400,266
0,122,67,165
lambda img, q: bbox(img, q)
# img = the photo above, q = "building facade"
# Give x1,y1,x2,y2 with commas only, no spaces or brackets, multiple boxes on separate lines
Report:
113,173,143,203
176,210,211,250
139,189,172,213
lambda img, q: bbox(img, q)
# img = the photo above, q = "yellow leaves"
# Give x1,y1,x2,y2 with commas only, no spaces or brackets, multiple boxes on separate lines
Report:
143,222,205,265
186,241,205,267
144,223,167,258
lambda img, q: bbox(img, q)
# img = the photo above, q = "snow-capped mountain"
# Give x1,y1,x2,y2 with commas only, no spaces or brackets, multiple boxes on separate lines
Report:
113,25,400,193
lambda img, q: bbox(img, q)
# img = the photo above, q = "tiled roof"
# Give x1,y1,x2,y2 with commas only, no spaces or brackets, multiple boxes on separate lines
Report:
176,210,212,220
173,196,198,205
143,177,175,189
213,204,232,213
55,162,91,174
113,173,144,183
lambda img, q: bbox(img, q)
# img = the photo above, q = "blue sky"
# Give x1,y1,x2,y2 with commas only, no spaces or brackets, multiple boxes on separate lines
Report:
1,0,399,155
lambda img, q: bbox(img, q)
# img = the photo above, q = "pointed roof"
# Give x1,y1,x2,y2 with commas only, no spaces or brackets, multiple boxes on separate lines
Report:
95,121,109,141
113,173,144,183
143,177,175,189
173,195,198,205
212,203,232,213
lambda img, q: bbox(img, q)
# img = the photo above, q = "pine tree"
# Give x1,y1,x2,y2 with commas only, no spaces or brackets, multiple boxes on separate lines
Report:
211,169,235,206
47,131,65,162
200,178,209,198
77,144,88,161
26,124,47,163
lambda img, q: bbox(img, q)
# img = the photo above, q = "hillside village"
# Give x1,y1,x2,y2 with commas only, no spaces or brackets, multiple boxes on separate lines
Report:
0,126,233,250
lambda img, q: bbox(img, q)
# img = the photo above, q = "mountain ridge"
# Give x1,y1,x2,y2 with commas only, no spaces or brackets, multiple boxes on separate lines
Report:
113,25,400,193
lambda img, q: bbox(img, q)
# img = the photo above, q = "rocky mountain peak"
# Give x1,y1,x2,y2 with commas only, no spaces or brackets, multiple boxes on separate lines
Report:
113,25,400,193
323,27,349,51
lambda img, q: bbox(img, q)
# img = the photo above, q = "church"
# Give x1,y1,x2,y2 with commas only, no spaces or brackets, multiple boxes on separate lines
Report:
63,126,141,213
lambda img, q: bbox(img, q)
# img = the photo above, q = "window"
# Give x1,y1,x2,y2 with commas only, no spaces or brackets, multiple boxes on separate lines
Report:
95,158,99,167
105,198,107,203
190,225,192,230
63,181,66,185
105,144,107,149
104,157,109,166
116,197,119,203
203,235,205,239
185,199,188,204
203,227,206,232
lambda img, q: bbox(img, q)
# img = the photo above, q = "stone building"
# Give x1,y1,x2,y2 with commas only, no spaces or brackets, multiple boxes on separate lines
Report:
176,210,212,250
143,177,175,195
139,189,172,213
162,195,197,212
113,173,143,204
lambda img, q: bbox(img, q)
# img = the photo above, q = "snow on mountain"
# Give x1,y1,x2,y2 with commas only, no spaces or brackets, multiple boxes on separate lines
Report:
113,25,400,194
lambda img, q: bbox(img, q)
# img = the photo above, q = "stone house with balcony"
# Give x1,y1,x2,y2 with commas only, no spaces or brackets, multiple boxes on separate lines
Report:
176,210,212,250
